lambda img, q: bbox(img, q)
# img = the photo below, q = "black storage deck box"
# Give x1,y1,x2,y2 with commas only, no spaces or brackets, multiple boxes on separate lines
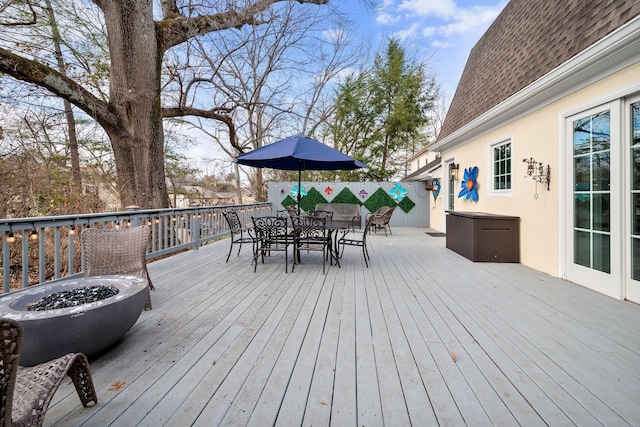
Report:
445,211,520,262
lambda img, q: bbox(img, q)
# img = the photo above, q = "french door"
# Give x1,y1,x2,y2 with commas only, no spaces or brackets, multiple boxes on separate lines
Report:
565,96,640,303
565,102,621,298
627,96,640,302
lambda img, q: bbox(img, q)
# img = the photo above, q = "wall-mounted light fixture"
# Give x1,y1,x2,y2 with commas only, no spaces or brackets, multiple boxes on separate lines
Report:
449,163,459,181
523,157,551,194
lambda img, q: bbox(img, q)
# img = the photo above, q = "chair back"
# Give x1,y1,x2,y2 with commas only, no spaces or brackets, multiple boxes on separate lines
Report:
381,207,395,222
223,211,243,234
0,318,22,427
252,216,289,240
81,225,150,278
377,206,390,216
292,216,327,241
362,213,376,241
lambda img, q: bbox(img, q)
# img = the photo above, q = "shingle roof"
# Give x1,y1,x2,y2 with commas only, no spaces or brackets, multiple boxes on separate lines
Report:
438,0,640,140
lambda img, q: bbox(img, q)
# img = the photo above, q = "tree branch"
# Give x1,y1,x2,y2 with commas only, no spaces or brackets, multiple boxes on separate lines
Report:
0,47,117,129
162,106,242,153
158,0,328,51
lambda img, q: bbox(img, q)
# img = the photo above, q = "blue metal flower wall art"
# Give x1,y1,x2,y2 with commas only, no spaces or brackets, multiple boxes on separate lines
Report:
390,183,408,202
458,166,479,202
291,184,307,198
359,189,368,199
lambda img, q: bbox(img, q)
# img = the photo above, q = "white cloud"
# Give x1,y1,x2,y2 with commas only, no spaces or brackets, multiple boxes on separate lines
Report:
438,5,502,36
431,40,453,49
422,26,436,37
392,22,420,41
397,0,457,19
376,12,401,26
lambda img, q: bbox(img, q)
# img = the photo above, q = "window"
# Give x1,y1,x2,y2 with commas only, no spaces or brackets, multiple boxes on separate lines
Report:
491,140,512,194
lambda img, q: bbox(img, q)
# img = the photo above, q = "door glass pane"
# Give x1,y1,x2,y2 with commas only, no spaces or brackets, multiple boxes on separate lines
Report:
574,118,591,155
574,156,590,191
593,233,610,273
634,146,640,191
574,195,590,229
593,194,610,232
591,111,611,152
633,237,640,281
448,177,455,210
634,193,640,236
592,152,610,191
574,230,591,267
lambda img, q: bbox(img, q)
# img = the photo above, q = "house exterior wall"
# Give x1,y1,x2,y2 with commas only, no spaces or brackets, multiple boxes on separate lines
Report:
434,61,640,279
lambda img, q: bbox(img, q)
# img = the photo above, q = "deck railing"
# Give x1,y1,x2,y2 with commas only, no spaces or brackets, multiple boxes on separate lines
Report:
0,202,272,293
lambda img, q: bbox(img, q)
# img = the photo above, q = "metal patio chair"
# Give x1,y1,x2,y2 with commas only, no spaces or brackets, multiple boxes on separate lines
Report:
223,210,257,263
251,216,294,273
339,214,375,267
291,215,330,274
1,318,97,427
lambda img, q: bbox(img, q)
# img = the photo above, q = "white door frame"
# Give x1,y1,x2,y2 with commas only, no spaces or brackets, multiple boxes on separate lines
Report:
625,94,640,303
560,100,623,299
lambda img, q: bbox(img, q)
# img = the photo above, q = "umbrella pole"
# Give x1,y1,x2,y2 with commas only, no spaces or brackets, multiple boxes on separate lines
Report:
297,169,301,215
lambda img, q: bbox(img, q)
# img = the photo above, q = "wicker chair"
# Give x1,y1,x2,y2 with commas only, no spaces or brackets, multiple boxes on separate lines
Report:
339,214,375,267
1,318,97,427
81,225,154,310
370,207,395,236
222,211,256,263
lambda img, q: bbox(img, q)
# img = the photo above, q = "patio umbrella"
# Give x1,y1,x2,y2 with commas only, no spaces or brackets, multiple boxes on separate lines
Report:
235,134,366,212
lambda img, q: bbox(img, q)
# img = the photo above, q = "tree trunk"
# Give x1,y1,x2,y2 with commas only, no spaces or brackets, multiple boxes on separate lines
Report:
101,0,168,209
44,0,82,193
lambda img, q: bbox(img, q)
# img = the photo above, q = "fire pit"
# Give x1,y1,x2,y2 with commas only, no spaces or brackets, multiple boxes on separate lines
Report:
0,275,148,366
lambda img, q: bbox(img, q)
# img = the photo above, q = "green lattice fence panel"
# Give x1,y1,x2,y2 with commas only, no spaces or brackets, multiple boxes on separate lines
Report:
300,187,328,212
281,195,296,208
331,187,362,205
363,187,397,213
397,196,416,213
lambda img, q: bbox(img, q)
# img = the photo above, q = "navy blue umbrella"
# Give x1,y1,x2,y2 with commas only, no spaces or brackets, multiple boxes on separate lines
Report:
236,134,366,211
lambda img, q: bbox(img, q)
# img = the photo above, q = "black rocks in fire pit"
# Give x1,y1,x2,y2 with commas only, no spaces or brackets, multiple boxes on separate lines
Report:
27,285,119,311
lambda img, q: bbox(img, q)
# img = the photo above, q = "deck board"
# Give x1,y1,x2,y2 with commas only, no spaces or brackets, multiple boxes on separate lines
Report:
43,228,640,426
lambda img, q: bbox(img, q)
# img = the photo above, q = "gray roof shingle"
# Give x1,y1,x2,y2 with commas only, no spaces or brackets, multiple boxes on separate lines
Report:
438,0,640,141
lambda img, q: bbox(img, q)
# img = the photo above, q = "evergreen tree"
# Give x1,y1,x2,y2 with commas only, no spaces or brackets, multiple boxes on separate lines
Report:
331,38,439,181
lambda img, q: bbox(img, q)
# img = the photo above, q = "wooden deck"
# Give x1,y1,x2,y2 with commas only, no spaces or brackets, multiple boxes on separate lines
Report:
45,228,640,426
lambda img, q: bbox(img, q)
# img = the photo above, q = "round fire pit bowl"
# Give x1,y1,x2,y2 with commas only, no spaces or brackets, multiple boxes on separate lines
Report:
0,275,148,366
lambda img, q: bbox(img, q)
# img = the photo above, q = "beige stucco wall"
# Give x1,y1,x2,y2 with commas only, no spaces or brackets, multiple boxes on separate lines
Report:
435,61,640,276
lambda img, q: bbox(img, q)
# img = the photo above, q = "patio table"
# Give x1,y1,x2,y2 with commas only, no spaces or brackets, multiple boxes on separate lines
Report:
325,220,351,266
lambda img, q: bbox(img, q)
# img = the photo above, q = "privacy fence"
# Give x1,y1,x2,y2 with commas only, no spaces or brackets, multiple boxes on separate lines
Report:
268,181,432,227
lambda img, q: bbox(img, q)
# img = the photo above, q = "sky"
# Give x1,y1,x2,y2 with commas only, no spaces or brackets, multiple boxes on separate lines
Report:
343,0,508,99
182,0,508,174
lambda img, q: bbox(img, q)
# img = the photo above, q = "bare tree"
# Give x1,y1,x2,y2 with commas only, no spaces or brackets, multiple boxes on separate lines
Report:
0,0,332,209
167,2,366,201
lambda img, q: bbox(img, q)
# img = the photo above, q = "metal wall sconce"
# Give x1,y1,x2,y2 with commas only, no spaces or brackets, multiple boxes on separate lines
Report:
449,163,459,181
523,157,551,195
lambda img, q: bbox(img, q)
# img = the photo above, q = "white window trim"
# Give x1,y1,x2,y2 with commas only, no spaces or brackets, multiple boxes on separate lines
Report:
488,137,513,196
